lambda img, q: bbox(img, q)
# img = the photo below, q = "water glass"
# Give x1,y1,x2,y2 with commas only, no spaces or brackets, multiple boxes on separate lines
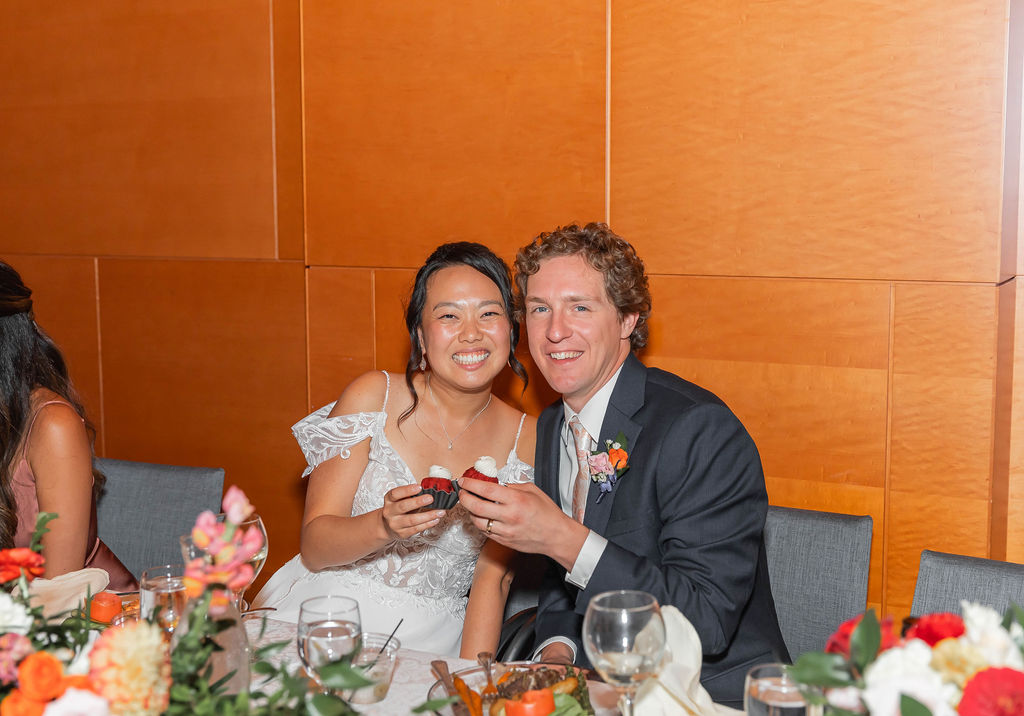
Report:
582,590,666,716
139,564,187,643
297,595,362,692
347,632,401,704
745,663,822,716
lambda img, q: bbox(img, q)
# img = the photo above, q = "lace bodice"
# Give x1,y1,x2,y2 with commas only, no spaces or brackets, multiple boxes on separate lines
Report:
291,386,533,613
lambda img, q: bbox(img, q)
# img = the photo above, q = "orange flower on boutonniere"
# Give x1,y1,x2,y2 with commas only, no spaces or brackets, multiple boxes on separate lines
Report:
0,549,44,584
588,432,630,503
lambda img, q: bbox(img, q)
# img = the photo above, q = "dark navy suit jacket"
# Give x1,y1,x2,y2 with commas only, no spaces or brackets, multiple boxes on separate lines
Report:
532,353,788,706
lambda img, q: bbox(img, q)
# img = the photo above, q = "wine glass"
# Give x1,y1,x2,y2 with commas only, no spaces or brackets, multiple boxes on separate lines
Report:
139,563,188,644
297,595,362,693
745,663,822,716
582,590,666,716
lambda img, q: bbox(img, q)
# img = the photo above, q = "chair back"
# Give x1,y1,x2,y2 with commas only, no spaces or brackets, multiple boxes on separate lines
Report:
764,506,873,660
911,550,1024,616
95,457,225,580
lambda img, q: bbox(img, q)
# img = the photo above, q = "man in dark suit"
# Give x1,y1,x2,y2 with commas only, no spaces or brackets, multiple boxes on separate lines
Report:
458,222,788,706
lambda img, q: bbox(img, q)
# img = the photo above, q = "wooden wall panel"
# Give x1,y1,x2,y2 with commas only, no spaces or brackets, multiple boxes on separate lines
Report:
887,283,999,614
644,275,890,606
2,255,104,452
97,259,308,593
273,0,305,261
611,0,1004,281
0,2,277,259
302,0,605,267
307,267,375,410
1009,278,1024,562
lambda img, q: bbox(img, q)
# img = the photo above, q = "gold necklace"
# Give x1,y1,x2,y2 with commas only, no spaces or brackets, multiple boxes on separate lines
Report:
426,374,492,450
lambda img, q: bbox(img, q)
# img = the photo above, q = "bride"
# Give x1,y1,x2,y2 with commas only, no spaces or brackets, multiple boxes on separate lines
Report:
254,242,536,657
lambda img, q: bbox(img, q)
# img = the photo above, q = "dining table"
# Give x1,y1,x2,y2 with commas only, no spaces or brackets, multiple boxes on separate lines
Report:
244,616,477,714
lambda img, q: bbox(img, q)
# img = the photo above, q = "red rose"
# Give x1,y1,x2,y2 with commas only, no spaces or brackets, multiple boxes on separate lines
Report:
905,612,965,646
824,613,898,658
959,667,1024,716
0,549,44,584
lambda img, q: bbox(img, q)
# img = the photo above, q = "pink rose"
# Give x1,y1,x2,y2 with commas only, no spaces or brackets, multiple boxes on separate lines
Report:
588,452,615,477
0,633,32,684
222,486,254,526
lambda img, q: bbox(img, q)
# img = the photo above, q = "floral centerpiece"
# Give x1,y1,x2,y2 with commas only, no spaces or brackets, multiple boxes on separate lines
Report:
0,489,370,715
789,602,1024,715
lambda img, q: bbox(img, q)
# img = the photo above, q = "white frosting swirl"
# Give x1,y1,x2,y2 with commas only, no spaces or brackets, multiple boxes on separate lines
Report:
473,456,498,478
428,465,452,479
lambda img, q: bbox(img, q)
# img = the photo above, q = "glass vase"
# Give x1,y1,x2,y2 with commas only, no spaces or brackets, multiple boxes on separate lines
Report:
173,589,251,694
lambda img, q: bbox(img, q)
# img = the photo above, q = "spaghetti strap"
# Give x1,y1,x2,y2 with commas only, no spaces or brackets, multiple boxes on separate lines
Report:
380,371,391,412
21,400,80,459
512,413,526,451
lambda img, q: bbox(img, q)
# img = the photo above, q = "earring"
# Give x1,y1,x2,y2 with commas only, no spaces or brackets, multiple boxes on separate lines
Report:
419,356,426,371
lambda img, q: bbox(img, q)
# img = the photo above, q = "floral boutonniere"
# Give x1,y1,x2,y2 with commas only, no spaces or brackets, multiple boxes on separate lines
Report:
588,431,629,502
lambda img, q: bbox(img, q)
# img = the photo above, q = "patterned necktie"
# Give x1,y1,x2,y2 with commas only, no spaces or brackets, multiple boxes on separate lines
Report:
568,416,592,523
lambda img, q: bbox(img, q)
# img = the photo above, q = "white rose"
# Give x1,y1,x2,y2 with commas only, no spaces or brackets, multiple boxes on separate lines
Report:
961,600,1024,669
43,688,110,716
862,641,957,716
0,592,32,634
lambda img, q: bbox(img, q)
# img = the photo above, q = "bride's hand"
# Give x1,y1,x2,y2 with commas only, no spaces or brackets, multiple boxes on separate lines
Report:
381,484,444,540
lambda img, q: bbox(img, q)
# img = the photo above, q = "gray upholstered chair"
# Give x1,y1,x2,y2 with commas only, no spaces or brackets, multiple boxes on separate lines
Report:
764,506,873,661
95,457,225,580
910,550,1024,616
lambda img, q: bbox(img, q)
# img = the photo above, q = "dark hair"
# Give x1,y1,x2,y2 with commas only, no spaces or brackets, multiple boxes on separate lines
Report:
514,222,652,350
401,242,528,424
0,262,103,548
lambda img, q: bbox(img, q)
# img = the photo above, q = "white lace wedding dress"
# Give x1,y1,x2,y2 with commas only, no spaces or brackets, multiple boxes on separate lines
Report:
253,373,533,656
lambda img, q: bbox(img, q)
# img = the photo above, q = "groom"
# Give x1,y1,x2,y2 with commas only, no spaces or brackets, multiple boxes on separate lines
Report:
458,222,788,706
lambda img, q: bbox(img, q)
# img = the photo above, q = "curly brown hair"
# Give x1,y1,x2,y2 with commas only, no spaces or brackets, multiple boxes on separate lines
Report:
514,222,652,350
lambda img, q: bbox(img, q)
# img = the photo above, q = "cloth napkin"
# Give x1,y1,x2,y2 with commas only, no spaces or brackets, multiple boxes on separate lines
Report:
633,606,743,716
27,568,110,618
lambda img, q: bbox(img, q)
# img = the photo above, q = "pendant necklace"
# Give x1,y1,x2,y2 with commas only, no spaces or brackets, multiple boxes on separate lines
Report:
426,374,492,450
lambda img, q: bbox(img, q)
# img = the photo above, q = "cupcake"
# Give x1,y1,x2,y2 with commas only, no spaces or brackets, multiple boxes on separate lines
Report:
419,465,461,509
462,456,500,484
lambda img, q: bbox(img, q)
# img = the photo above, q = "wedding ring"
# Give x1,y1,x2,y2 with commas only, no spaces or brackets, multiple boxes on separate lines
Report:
486,518,494,534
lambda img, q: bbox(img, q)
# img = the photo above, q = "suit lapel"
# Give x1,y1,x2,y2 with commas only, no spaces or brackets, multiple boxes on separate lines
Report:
584,354,645,536
536,401,564,504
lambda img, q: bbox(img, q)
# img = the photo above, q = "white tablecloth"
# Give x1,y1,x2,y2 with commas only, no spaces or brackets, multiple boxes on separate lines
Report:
245,616,476,714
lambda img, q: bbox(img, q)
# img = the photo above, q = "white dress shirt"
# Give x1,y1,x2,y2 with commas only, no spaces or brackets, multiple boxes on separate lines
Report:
534,363,623,661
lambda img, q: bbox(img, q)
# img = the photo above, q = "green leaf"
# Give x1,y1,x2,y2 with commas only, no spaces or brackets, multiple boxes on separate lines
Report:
849,609,880,674
899,694,933,716
29,512,57,551
412,696,457,713
786,652,855,688
319,660,374,690
307,692,355,716
251,661,278,676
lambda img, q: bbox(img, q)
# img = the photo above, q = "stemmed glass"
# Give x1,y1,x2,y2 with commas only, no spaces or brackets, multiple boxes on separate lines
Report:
582,590,666,716
745,663,822,716
180,512,268,609
139,564,188,644
297,595,362,694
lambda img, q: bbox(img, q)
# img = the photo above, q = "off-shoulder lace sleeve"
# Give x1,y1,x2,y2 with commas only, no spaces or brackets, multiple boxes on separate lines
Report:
291,402,384,477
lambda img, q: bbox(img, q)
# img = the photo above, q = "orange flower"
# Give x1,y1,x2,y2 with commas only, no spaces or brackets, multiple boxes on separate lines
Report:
0,550,44,584
0,690,44,716
16,651,64,702
608,447,628,471
959,667,1024,716
60,674,93,693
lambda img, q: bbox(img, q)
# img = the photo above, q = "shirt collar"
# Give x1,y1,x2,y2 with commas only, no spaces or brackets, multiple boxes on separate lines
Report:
561,362,626,444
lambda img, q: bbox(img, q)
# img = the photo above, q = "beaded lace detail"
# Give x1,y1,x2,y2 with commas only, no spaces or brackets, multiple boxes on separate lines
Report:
289,400,533,614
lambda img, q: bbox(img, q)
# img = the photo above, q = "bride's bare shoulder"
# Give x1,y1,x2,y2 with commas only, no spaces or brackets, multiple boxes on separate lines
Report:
328,371,392,417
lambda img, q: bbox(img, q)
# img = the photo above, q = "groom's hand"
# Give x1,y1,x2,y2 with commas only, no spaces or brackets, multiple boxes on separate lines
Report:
457,478,589,571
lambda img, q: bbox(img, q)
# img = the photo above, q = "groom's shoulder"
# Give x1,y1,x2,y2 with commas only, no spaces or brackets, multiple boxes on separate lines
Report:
641,363,727,411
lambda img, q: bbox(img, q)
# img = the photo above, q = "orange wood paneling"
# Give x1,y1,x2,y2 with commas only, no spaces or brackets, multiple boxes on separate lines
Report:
302,0,605,267
991,281,1015,559
2,255,104,451
611,1,1005,281
1008,278,1024,562
888,283,1000,611
97,259,308,593
0,2,277,259
307,267,375,410
273,0,304,261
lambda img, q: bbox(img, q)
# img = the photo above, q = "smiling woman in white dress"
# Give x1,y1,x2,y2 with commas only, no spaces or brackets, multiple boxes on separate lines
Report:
254,243,536,657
